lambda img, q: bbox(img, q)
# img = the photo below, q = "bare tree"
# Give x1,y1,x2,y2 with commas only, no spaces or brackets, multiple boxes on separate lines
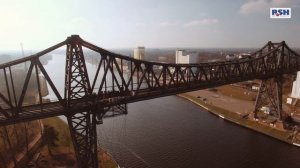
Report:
24,122,30,158
3,126,18,167
42,125,59,156
0,151,7,168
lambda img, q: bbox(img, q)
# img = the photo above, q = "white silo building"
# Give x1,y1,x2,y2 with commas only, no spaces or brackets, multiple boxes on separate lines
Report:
291,71,300,98
134,47,145,60
175,49,198,64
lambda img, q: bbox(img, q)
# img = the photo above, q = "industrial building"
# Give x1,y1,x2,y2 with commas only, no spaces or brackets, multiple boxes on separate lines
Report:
291,71,300,98
134,47,145,60
175,49,198,64
286,71,300,105
225,53,251,61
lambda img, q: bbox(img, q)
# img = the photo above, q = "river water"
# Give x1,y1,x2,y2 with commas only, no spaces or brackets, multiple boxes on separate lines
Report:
44,54,300,168
97,96,300,168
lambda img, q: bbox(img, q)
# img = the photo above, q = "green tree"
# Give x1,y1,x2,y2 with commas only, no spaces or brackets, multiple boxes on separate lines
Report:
42,125,59,156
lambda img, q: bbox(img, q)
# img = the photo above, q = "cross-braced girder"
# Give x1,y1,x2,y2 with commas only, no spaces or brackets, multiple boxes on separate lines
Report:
254,77,283,120
0,35,300,168
67,111,98,168
65,36,91,106
65,36,99,168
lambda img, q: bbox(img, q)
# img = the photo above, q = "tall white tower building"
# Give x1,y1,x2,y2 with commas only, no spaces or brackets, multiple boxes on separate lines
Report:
134,47,145,60
291,71,300,98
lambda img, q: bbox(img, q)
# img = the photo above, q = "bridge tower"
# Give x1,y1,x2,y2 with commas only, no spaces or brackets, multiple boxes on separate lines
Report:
64,35,99,168
254,77,283,120
253,42,285,121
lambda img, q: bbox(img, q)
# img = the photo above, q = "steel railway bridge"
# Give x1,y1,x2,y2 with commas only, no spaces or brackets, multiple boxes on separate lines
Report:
0,35,299,167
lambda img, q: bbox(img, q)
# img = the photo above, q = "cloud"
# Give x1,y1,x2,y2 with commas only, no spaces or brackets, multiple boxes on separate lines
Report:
135,23,147,27
239,0,300,14
239,0,268,14
159,21,179,27
183,19,219,27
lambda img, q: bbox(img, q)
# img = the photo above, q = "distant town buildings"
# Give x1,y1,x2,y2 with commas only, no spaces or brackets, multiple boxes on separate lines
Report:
225,53,251,61
175,49,197,64
225,54,236,61
134,47,145,60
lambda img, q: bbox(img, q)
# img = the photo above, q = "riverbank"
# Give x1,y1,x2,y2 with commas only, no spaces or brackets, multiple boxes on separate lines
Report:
178,92,300,146
38,117,119,168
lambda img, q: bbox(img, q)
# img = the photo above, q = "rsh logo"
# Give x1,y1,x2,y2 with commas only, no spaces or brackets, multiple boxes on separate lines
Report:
270,8,291,18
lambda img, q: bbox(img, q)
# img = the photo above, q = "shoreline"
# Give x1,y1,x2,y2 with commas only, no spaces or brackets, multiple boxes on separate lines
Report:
40,117,120,168
177,93,300,147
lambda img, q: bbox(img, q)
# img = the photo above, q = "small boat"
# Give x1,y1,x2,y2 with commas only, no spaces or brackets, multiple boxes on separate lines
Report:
218,115,225,119
292,143,300,147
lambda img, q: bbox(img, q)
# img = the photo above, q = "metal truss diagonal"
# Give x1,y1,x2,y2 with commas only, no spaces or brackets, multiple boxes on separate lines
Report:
254,77,283,120
67,111,98,168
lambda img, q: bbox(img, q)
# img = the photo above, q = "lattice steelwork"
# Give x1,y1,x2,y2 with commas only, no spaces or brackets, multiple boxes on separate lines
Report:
67,111,98,168
65,36,98,168
254,77,283,119
0,35,300,167
65,36,91,106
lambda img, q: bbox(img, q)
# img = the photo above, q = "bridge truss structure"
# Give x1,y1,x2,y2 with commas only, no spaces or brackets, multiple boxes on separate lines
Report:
0,35,299,167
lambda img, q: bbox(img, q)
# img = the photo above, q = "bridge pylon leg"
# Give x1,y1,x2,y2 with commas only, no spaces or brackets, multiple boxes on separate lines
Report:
67,111,99,168
254,77,283,120
65,35,100,167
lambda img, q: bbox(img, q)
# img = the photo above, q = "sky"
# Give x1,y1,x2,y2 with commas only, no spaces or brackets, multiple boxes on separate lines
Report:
0,0,300,51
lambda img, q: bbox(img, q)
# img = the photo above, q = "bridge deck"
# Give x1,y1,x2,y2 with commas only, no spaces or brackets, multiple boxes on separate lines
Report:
0,102,63,125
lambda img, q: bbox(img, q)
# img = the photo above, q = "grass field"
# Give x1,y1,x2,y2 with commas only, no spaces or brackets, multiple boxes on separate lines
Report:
216,85,256,101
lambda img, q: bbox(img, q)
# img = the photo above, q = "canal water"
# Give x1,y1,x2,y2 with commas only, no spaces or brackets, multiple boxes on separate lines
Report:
43,53,300,168
98,96,300,168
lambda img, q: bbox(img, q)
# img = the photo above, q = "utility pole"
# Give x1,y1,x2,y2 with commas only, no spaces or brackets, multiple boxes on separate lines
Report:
20,43,28,71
